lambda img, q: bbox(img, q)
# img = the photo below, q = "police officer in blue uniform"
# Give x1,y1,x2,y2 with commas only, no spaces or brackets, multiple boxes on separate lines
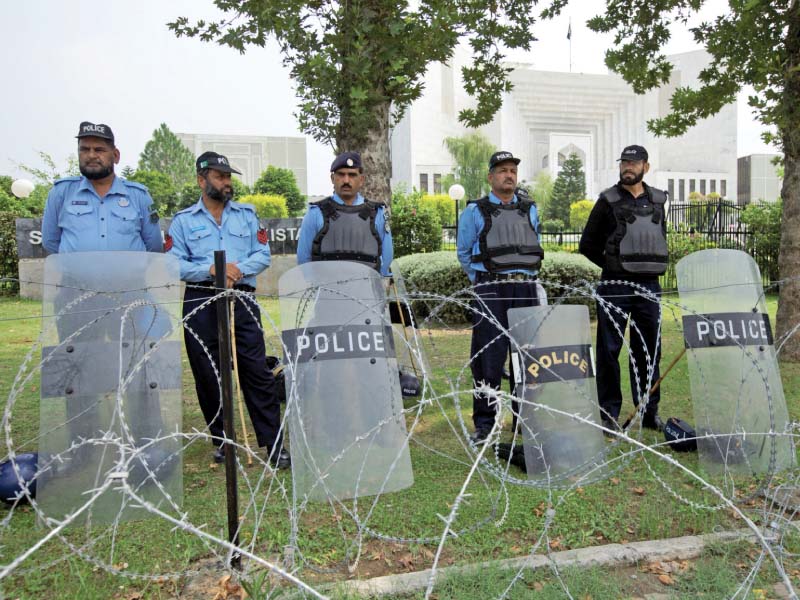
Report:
457,151,544,444
42,121,163,254
297,151,393,275
168,151,289,468
41,121,165,463
579,145,667,433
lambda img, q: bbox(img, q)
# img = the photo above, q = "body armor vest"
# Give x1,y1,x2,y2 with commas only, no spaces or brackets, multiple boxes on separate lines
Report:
470,197,544,272
602,185,668,275
311,197,382,270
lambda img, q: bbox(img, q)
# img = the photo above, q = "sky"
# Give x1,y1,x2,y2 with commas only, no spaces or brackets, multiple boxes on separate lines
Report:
0,0,778,196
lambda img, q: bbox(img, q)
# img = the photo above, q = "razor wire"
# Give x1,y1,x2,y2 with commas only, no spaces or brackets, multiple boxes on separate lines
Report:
0,270,798,600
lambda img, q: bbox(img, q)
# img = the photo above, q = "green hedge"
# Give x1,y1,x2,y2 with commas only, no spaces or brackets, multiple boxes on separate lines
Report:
240,194,289,219
0,212,19,294
391,189,442,257
395,251,601,325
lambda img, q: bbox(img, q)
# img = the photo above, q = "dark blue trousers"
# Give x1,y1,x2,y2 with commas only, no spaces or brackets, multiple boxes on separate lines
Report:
470,275,540,432
595,280,662,421
183,286,281,451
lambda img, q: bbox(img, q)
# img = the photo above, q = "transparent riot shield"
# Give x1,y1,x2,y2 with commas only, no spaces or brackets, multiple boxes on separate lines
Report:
508,305,607,485
280,262,414,502
677,249,794,475
38,252,182,524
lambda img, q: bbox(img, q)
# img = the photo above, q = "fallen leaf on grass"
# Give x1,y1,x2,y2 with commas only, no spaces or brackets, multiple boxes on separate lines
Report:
549,538,562,550
526,581,544,591
610,477,620,485
657,574,674,585
421,547,435,560
113,562,129,570
631,486,646,496
397,553,415,571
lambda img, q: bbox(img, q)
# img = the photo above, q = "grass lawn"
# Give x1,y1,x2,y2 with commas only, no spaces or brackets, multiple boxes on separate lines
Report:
0,294,798,599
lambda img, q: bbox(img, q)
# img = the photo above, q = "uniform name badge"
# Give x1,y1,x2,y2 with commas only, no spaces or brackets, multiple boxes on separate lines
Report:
118,198,130,207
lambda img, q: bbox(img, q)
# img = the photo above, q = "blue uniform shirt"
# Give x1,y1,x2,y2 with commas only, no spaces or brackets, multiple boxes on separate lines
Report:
296,193,393,276
457,191,540,282
168,197,271,287
41,176,163,254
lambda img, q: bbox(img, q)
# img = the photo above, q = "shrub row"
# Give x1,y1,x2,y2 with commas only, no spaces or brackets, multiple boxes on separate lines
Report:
394,251,601,325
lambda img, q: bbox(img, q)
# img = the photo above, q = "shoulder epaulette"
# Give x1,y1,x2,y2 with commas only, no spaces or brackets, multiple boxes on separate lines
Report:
53,176,81,186
122,179,148,192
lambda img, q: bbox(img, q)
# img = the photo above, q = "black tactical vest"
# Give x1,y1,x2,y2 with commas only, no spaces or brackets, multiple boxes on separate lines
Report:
602,185,668,275
311,197,383,270
470,197,544,272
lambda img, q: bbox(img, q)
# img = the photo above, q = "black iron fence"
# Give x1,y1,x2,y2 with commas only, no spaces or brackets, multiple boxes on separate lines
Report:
440,200,779,290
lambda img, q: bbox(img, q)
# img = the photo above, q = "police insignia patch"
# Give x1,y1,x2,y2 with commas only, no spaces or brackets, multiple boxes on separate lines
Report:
164,233,173,251
150,212,159,223
257,228,268,245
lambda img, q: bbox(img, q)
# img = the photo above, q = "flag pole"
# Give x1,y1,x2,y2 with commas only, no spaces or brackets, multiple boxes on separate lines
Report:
568,17,572,73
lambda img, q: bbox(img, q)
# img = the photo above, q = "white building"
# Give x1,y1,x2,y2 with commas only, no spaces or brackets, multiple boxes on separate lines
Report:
176,132,308,193
390,49,737,203
738,154,783,204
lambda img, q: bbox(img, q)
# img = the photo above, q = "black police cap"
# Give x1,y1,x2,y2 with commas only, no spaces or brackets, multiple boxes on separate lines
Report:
331,151,362,172
196,151,242,174
76,121,115,144
617,145,649,162
489,151,521,169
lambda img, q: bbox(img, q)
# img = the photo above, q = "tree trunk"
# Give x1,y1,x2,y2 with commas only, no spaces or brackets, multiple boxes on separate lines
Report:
775,2,800,360
337,99,392,204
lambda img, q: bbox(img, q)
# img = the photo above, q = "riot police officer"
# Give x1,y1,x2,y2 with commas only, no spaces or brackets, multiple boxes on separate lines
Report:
457,151,544,444
579,145,667,432
42,121,162,254
168,151,289,468
296,151,393,275
40,122,165,463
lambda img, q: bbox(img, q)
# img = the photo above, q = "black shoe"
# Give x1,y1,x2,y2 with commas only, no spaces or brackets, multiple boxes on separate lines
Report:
270,448,291,470
469,428,491,445
213,446,225,464
601,417,619,437
642,414,664,432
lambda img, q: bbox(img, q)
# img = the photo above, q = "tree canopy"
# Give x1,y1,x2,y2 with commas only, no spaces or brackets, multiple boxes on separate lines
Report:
548,153,586,227
253,166,305,216
443,132,496,201
169,0,539,201
138,123,195,190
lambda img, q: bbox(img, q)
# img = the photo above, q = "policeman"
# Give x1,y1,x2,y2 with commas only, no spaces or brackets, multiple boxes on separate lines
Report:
42,121,162,254
168,151,289,468
579,145,667,432
296,151,393,275
457,151,544,444
40,121,165,464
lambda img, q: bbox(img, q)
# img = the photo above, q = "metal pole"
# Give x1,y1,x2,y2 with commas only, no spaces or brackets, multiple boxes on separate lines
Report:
214,250,241,570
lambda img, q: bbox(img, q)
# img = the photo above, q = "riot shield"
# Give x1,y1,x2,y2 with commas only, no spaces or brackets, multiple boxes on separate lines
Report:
280,262,414,502
508,305,607,485
677,249,794,475
38,252,182,524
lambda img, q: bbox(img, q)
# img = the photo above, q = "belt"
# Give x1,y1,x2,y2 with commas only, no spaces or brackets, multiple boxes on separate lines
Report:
475,271,537,282
191,281,256,293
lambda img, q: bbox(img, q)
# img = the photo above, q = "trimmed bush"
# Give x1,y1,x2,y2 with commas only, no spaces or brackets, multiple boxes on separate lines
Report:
391,188,442,257
422,194,456,226
0,212,19,294
240,194,289,219
394,251,601,325
395,252,471,324
541,219,565,233
568,199,595,231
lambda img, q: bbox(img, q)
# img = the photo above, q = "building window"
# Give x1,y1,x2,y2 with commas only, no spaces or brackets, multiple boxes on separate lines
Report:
721,179,727,198
433,173,442,194
679,179,685,202
542,155,549,169
700,179,706,195
668,179,675,200
689,179,696,193
710,179,716,194
419,173,428,193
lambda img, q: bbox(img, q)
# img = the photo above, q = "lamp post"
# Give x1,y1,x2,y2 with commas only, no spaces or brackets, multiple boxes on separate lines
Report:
11,179,34,199
448,183,465,243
